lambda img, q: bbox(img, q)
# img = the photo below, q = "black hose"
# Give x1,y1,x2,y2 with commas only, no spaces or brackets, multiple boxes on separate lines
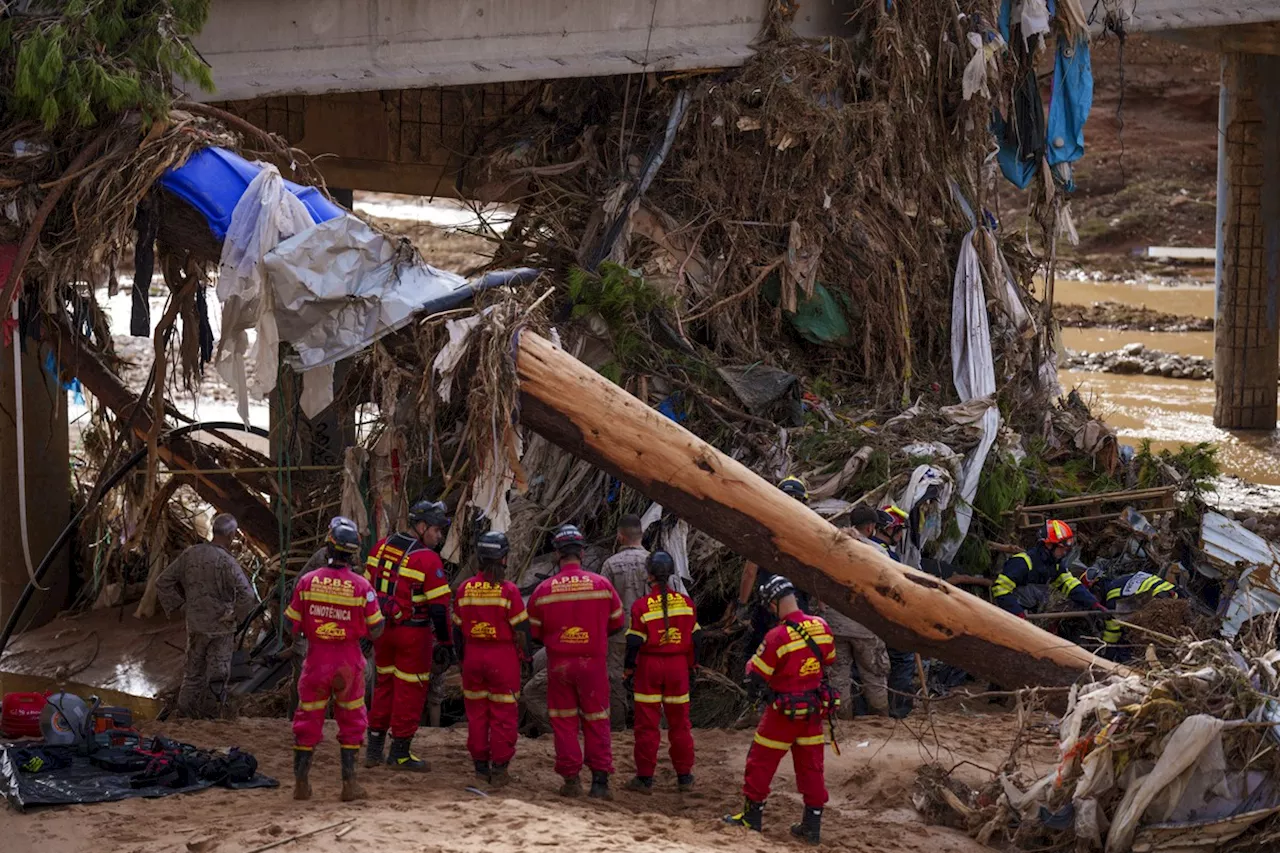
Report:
0,420,270,659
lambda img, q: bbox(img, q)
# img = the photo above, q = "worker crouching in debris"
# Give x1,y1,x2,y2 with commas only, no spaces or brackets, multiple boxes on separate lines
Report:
726,575,837,845
992,520,1106,620
527,524,625,799
1081,568,1178,661
364,499,454,771
156,512,256,719
286,518,384,801
453,531,531,788
623,550,701,795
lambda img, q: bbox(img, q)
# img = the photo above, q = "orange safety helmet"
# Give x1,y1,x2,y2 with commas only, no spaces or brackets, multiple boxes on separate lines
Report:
1039,519,1075,547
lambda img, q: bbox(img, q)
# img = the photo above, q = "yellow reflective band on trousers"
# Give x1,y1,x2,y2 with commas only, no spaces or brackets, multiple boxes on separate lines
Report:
464,689,491,701
393,668,429,683
548,708,578,718
488,692,519,704
337,697,365,710
299,699,328,712
795,734,826,746
581,709,611,722
1102,619,1123,644
376,664,395,675
753,733,792,751
662,693,690,705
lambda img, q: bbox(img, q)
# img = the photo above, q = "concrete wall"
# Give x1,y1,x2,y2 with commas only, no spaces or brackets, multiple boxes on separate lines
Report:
0,337,71,633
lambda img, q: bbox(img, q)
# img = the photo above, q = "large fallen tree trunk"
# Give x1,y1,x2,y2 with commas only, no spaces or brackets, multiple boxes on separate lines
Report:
516,331,1117,690
46,318,278,548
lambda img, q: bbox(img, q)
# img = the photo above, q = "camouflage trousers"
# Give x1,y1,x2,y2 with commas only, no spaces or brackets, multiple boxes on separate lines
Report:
179,632,235,718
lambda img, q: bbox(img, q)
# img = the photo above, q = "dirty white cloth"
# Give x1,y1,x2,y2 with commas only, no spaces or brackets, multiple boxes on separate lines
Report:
1106,715,1227,853
939,230,999,559
340,446,371,536
638,502,690,593
215,165,316,426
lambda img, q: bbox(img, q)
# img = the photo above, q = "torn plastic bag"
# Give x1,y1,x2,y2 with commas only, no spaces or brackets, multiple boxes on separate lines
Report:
807,446,875,501
1047,35,1093,166
762,274,851,345
717,364,799,412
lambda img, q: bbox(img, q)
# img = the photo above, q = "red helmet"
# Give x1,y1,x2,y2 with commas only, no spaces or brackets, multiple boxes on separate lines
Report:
1039,519,1075,547
878,504,907,534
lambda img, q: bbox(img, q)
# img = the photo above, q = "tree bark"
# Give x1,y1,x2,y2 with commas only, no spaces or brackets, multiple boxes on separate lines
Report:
515,331,1116,691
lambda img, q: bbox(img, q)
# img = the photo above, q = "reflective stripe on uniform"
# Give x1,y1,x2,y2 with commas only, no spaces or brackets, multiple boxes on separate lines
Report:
300,590,366,607
509,610,529,626
366,612,384,626
639,607,695,622
1053,572,1083,595
528,616,543,627
753,733,792,750
776,633,834,658
536,590,613,605
748,654,775,675
393,668,430,684
796,734,826,746
634,692,663,704
422,585,450,601
399,567,426,582
488,692,519,704
284,607,301,621
376,664,396,674
337,697,365,710
548,708,579,718
581,709,611,722
626,628,646,640
610,608,624,620
1102,620,1122,644
463,689,490,701
991,574,1017,598
299,699,328,712
663,693,690,705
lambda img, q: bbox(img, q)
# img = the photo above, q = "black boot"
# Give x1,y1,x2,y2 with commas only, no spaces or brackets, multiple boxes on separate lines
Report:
588,770,613,800
625,775,654,795
365,730,387,768
558,775,582,797
474,759,491,782
293,748,313,801
790,806,822,845
340,747,367,801
724,798,764,831
489,763,512,789
386,736,429,772
677,773,695,792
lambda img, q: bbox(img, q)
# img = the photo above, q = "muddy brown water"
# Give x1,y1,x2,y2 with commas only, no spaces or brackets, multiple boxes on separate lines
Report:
1050,275,1280,489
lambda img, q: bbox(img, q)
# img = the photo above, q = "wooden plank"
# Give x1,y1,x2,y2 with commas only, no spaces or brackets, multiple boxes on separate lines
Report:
515,332,1118,691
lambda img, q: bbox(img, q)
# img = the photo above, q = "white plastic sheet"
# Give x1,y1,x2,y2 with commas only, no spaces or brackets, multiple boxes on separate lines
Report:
215,165,316,426
639,502,690,593
939,230,1000,559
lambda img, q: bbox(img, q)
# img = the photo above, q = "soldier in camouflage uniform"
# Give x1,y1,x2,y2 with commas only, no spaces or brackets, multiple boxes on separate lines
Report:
599,515,649,730
157,514,257,718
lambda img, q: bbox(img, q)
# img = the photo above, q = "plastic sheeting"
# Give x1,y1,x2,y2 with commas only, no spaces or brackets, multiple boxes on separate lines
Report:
1047,35,1094,166
939,230,1000,559
215,164,316,426
0,744,277,811
1206,511,1280,639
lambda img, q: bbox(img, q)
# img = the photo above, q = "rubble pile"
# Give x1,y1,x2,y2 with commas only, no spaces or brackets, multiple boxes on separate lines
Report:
918,635,1280,851
1065,342,1212,380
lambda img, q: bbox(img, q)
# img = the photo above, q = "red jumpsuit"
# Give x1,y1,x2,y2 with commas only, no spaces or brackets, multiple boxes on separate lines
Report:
453,574,528,767
285,565,384,750
365,533,452,739
627,585,700,778
527,563,624,777
743,611,836,807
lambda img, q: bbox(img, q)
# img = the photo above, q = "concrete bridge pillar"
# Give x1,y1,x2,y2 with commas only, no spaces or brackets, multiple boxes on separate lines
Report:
1214,53,1280,429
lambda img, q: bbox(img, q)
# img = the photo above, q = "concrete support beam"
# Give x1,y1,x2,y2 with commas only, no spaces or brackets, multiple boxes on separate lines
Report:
0,336,71,633
1213,53,1280,430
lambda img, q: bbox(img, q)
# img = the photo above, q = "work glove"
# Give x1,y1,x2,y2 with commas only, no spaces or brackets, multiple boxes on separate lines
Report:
432,644,455,667
1093,602,1111,614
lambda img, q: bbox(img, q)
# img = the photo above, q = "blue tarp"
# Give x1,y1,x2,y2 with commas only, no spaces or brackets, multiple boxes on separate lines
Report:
158,147,345,241
1047,35,1093,166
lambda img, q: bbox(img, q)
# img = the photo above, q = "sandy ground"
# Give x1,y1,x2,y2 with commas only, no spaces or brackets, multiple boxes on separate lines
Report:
7,710,1048,853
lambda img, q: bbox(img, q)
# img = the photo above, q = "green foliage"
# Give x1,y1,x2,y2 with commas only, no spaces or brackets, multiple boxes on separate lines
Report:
1,1,214,130
567,262,669,383
1134,440,1219,516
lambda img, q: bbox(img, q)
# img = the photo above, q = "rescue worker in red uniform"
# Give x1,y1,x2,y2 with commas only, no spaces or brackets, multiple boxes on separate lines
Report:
453,530,531,788
285,519,384,801
527,523,625,799
622,550,702,794
364,499,454,771
725,575,836,845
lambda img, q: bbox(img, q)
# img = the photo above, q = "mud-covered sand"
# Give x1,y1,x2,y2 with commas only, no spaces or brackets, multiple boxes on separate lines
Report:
8,711,1049,853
